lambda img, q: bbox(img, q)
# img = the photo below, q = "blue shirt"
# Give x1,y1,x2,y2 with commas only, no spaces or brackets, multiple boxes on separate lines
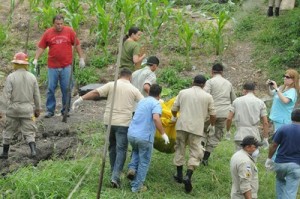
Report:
269,88,297,124
128,96,162,143
273,123,300,165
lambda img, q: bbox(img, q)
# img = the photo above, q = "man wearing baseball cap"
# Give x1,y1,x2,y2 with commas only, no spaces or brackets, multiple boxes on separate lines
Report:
0,52,41,159
131,56,159,97
230,136,263,199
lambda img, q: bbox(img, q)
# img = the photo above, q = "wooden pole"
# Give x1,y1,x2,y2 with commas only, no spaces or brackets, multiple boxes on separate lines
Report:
96,25,125,199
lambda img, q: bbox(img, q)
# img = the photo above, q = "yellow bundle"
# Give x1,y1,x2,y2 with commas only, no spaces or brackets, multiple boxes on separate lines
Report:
154,97,177,154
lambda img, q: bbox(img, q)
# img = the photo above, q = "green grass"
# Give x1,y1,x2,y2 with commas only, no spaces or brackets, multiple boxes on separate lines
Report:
234,6,300,82
0,131,279,198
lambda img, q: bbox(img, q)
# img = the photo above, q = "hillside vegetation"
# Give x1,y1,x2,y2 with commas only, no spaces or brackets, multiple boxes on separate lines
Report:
0,0,300,198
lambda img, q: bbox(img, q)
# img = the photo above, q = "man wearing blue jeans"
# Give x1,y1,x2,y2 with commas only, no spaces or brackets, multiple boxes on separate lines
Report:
33,14,85,117
127,84,169,192
265,109,300,199
72,68,144,188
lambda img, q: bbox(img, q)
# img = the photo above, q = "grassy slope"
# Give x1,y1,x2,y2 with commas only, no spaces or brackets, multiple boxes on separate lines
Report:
0,127,277,198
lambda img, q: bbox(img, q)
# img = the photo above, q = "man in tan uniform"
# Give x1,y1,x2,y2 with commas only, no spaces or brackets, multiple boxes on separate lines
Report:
132,56,159,97
171,75,216,193
203,63,236,166
230,136,263,199
226,82,269,151
72,68,144,188
0,52,41,159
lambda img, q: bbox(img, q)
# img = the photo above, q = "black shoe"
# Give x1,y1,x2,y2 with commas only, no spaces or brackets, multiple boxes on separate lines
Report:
44,112,54,118
275,7,279,16
0,145,9,159
183,176,193,193
174,175,183,183
267,6,273,17
29,142,37,158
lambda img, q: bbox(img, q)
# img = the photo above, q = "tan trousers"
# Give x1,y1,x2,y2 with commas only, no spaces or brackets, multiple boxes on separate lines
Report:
173,130,205,170
269,0,282,7
2,116,36,145
204,118,226,153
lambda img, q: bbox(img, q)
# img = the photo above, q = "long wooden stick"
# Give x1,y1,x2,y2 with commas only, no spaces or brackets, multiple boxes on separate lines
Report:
96,25,125,199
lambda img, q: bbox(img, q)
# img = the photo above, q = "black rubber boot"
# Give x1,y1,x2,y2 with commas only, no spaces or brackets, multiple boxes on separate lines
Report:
275,7,279,16
29,142,37,158
0,144,9,159
183,169,193,193
267,6,273,17
202,151,211,166
174,166,183,183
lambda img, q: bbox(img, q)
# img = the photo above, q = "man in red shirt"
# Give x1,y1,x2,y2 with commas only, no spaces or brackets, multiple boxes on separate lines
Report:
33,14,85,118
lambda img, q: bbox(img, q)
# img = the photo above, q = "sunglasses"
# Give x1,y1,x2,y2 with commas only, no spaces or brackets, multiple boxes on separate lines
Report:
283,75,293,79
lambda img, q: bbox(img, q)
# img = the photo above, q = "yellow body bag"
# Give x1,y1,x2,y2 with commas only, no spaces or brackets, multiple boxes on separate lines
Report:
154,97,177,154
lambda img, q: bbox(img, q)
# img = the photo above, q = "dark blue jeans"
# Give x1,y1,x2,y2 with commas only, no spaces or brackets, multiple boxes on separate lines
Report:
108,125,129,183
46,65,72,114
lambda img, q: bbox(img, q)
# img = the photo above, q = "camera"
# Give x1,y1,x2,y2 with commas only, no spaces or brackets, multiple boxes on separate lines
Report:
268,81,274,86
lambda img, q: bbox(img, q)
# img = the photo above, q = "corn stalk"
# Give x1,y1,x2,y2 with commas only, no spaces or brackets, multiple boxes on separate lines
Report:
209,10,231,56
176,12,196,67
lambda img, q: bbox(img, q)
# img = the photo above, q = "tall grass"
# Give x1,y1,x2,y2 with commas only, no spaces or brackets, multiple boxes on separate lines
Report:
0,129,280,198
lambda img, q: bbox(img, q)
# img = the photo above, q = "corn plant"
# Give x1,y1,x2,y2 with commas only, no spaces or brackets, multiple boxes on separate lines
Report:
112,0,139,30
176,12,196,66
34,0,58,29
142,0,174,47
209,10,231,56
88,1,111,55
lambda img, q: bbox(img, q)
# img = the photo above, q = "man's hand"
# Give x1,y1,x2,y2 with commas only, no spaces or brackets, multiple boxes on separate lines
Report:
207,124,215,136
33,59,38,67
162,133,170,144
79,58,85,68
170,116,177,123
225,131,231,141
265,158,274,171
262,138,269,149
72,97,83,110
34,109,41,118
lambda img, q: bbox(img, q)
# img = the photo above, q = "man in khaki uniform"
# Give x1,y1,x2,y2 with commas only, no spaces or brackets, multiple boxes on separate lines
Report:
132,56,159,97
230,136,263,199
226,82,269,150
203,63,236,166
72,68,144,188
0,52,41,159
171,75,216,193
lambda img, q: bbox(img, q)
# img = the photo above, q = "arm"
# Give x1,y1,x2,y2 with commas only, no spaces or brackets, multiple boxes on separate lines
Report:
261,116,269,138
209,114,216,126
226,111,234,131
75,44,84,59
33,79,41,117
243,190,252,199
34,47,45,60
271,82,290,104
133,54,146,66
81,89,101,100
153,113,165,135
143,83,151,96
268,142,279,159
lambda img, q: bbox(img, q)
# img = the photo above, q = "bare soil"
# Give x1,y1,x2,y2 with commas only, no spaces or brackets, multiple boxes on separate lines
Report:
0,0,270,175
